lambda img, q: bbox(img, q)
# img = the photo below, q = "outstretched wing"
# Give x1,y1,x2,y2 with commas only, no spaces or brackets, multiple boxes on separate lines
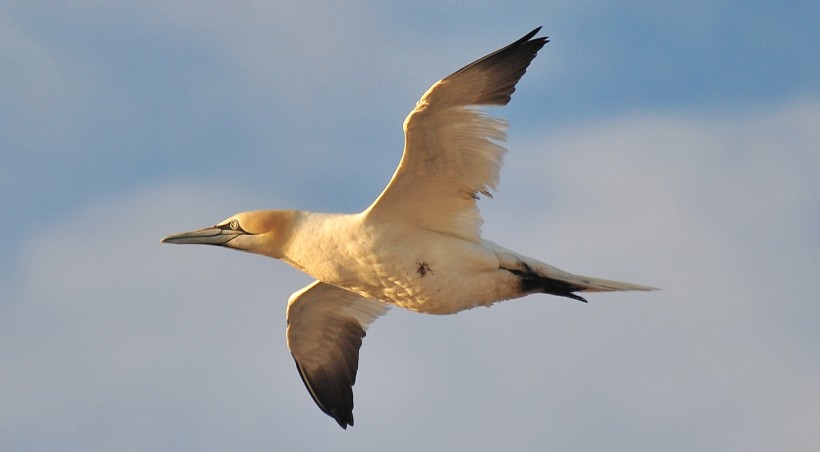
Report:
286,281,390,429
365,28,548,241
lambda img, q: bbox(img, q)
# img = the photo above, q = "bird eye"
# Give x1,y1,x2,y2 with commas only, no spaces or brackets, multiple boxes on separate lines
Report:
229,219,240,230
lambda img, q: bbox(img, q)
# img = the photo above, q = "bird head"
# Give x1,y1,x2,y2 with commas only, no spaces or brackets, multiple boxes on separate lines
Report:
161,210,296,258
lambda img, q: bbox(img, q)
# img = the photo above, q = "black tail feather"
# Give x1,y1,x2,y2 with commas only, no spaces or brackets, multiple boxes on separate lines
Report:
507,267,588,303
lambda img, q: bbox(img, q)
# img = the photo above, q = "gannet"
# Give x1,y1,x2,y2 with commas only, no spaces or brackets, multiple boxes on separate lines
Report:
162,27,654,429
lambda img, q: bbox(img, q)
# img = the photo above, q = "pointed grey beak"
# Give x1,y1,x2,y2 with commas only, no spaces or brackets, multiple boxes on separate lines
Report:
161,227,242,246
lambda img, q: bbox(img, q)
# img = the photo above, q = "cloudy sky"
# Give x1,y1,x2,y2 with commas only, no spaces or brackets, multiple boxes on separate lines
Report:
2,1,819,450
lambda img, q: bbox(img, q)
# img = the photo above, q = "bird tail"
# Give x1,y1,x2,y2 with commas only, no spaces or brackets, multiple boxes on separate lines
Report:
487,240,657,302
568,275,657,293
513,262,656,303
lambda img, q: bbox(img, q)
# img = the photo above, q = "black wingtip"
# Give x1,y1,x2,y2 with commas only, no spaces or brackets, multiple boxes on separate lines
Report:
518,26,548,46
441,25,549,107
332,408,354,429
334,416,353,429
521,26,543,42
292,357,357,429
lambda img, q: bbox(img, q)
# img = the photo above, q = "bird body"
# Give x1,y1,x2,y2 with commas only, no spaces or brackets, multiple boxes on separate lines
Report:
280,210,518,314
162,27,655,428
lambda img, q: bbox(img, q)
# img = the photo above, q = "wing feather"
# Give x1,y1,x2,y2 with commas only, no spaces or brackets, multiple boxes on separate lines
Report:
286,281,390,429
365,28,548,241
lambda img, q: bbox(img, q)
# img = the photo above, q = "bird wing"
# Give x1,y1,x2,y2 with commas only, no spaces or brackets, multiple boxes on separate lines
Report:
365,28,548,242
286,281,390,429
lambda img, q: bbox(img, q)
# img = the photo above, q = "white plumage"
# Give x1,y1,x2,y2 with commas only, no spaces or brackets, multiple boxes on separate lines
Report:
162,27,654,428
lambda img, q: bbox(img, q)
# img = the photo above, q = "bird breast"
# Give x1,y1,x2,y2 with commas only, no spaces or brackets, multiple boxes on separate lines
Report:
280,213,520,314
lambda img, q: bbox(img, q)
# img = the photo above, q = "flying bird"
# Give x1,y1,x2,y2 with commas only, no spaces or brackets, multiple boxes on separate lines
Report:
162,27,654,429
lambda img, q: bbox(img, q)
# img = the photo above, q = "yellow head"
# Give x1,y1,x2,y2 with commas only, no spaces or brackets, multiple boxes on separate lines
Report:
161,210,298,259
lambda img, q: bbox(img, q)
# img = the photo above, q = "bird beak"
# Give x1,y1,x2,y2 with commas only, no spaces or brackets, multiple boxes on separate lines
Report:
161,227,243,246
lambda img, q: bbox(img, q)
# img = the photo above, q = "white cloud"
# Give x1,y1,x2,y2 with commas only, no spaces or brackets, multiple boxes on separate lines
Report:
479,99,820,450
3,99,818,450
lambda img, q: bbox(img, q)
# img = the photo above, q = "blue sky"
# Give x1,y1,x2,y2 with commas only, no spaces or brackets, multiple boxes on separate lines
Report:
2,1,819,450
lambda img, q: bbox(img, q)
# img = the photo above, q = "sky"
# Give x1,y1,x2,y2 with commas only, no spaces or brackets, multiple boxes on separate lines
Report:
2,1,819,450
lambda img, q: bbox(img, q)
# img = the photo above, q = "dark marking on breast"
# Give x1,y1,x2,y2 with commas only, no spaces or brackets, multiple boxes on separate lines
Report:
416,261,432,277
